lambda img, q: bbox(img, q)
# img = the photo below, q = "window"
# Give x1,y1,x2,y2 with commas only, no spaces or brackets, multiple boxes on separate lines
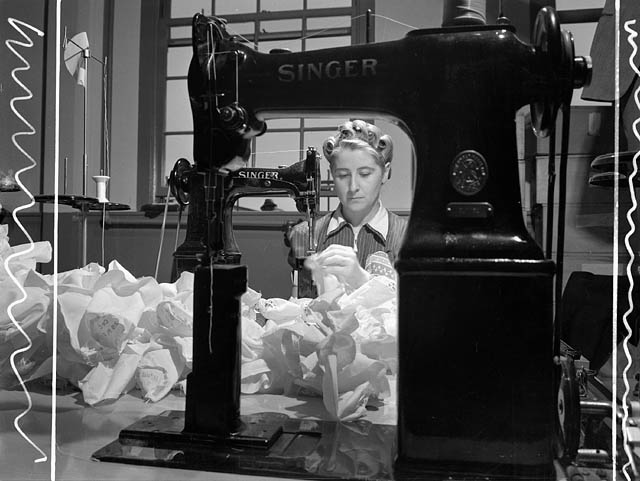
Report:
138,0,374,210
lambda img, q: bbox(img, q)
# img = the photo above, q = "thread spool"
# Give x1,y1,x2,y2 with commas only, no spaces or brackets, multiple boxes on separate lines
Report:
92,175,110,203
442,0,486,27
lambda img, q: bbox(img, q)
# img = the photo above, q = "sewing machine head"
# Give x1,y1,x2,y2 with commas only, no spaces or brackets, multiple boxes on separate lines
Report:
169,147,320,264
224,147,320,213
220,147,320,263
188,8,589,260
91,5,604,479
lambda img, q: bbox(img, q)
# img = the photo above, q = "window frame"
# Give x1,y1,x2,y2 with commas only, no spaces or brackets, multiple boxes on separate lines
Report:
137,0,374,205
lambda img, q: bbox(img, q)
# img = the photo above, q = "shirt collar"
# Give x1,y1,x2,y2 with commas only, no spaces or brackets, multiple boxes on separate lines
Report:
327,200,389,240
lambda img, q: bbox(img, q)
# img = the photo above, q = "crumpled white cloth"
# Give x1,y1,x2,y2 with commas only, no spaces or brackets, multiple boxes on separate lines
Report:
0,232,398,418
241,275,398,420
0,224,52,284
0,228,53,388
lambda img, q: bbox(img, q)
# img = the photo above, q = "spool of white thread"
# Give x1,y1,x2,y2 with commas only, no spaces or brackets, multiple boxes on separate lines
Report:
92,175,110,203
442,0,486,26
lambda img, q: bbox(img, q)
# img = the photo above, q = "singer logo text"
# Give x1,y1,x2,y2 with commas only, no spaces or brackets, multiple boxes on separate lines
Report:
278,58,378,82
237,171,280,179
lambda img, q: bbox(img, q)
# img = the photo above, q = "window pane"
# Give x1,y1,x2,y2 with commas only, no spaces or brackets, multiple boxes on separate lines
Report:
305,117,345,128
306,35,350,50
307,16,351,30
165,80,192,131
303,130,334,168
215,0,257,14
171,0,211,17
170,26,192,39
266,118,301,129
167,46,191,77
226,22,255,36
261,19,302,33
307,0,351,8
258,39,303,53
555,0,604,8
326,197,340,212
261,0,303,12
253,132,301,168
164,135,194,181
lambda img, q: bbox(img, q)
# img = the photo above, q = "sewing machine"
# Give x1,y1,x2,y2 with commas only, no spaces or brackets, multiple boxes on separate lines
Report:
94,5,598,479
170,147,320,272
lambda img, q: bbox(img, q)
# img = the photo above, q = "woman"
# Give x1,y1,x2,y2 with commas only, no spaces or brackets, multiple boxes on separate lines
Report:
288,120,407,294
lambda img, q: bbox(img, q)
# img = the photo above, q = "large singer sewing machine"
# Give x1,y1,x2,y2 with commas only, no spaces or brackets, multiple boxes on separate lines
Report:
94,6,600,480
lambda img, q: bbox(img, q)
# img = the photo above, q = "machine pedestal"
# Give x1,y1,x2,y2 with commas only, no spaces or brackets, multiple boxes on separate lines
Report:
396,259,556,480
185,263,246,434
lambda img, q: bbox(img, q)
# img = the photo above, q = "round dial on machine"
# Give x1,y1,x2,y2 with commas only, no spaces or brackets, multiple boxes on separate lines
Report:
450,150,489,196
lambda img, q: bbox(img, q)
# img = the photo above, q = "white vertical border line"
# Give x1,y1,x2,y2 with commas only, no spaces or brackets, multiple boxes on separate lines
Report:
621,18,640,479
50,0,60,480
613,0,621,479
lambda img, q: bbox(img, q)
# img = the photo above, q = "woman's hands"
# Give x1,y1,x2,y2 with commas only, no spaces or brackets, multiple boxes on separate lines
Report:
313,244,370,291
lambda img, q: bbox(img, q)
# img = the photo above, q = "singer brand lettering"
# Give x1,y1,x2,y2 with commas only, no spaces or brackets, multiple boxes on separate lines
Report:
237,171,280,179
278,58,378,82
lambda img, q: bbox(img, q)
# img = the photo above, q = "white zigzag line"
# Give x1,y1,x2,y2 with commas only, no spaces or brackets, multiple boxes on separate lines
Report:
622,18,640,481
5,17,46,464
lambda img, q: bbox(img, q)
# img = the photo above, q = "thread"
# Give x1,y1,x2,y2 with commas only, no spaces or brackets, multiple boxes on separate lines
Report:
155,184,171,280
92,174,109,203
442,0,486,27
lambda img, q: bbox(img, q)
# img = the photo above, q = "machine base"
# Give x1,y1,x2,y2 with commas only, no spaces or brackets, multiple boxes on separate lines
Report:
94,410,396,479
93,410,572,480
118,410,285,449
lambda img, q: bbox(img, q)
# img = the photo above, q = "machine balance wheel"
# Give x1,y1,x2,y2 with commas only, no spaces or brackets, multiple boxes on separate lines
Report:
169,158,192,206
530,7,579,138
556,356,581,461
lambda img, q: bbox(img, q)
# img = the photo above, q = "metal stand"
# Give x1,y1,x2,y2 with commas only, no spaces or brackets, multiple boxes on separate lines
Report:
33,194,96,266
35,32,130,267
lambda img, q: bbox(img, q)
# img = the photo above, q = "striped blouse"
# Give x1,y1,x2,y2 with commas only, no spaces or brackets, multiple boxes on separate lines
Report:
287,205,408,296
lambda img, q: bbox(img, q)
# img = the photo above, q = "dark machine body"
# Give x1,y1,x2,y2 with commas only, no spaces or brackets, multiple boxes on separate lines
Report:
168,152,320,436
171,150,320,271
94,7,595,480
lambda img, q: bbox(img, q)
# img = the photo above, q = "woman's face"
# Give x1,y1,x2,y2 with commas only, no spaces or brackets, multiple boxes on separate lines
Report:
331,148,389,223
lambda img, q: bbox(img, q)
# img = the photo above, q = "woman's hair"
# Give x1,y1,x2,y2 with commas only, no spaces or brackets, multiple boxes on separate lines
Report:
322,120,393,169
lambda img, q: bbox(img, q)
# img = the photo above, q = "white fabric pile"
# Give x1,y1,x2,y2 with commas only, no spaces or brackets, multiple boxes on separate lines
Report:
0,228,398,420
241,275,397,420
0,224,53,387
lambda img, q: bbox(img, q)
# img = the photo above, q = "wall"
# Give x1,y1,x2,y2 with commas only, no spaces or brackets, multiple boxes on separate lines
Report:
109,0,141,209
0,0,47,213
1,0,140,210
526,107,625,286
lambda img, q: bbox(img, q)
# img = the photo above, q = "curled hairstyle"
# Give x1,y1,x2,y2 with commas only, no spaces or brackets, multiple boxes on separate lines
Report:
322,120,393,170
